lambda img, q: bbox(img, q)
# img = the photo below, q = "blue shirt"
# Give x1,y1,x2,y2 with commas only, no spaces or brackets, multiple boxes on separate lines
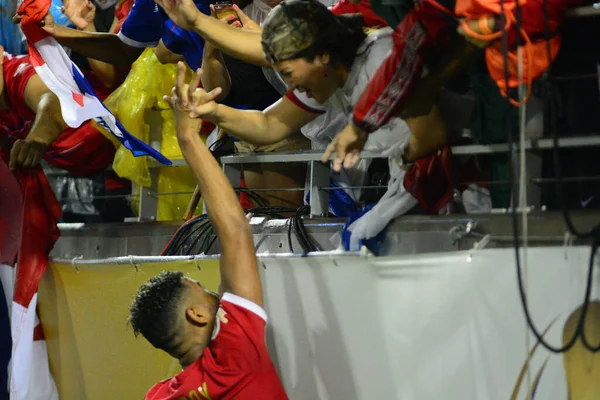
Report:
116,0,210,70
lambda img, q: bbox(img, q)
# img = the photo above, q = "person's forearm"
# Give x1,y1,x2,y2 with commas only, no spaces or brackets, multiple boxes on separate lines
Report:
211,104,289,145
51,24,140,65
192,14,268,67
155,40,185,64
26,92,67,146
201,49,231,101
178,130,248,240
87,58,130,88
79,20,130,88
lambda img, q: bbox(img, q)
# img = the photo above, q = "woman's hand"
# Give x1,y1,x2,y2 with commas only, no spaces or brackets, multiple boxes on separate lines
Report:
154,0,201,31
321,122,368,172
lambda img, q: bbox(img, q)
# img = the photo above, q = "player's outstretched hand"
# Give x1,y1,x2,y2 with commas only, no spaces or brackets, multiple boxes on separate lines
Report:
164,62,222,141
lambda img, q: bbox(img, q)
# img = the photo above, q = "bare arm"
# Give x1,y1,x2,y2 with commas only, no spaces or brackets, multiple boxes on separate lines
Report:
168,64,262,305
10,75,67,169
201,43,231,102
154,0,269,67
81,17,131,88
194,12,267,67
155,39,186,64
45,19,143,65
204,96,317,146
24,75,67,145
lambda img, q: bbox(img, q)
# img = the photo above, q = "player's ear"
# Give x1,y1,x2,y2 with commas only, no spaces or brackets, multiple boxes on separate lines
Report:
186,306,209,327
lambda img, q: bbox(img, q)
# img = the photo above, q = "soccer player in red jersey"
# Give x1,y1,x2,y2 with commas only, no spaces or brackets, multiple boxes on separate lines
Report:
128,62,288,400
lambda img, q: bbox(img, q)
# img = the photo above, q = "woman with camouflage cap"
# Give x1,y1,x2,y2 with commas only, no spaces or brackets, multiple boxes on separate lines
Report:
164,0,440,169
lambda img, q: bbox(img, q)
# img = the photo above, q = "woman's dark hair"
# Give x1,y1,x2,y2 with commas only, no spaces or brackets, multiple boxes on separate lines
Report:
128,270,188,351
295,13,366,70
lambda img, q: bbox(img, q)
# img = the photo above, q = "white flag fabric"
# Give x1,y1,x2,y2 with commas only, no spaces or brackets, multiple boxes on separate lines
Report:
18,0,171,164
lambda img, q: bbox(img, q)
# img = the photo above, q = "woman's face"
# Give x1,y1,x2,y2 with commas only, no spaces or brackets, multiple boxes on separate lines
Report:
274,54,340,104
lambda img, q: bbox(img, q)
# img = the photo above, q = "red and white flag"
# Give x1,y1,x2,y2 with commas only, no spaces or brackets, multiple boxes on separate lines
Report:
17,0,171,164
0,156,61,400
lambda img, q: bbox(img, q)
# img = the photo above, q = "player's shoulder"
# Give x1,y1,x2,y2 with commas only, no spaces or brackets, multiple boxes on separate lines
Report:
220,293,267,322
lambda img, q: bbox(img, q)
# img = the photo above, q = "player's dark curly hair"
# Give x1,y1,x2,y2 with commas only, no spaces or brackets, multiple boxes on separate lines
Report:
128,270,188,351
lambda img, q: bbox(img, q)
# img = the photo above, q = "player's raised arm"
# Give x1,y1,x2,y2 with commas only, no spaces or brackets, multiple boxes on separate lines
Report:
165,62,263,306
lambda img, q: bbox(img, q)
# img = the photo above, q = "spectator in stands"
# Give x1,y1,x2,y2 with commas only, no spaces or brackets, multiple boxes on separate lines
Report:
0,47,116,176
322,0,580,171
15,0,212,71
201,4,309,209
158,0,439,177
128,65,287,399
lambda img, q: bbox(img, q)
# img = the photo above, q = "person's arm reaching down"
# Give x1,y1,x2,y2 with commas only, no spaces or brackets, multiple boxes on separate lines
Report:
165,62,262,306
62,0,130,88
201,41,231,102
154,0,268,67
155,39,186,64
10,75,67,169
200,5,236,101
183,67,318,146
14,13,142,65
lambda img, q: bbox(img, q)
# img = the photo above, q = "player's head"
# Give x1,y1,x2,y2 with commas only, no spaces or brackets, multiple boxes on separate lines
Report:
261,0,366,103
129,271,220,366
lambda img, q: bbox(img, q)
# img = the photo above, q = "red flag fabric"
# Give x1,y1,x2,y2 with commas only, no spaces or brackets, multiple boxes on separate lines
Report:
0,151,61,399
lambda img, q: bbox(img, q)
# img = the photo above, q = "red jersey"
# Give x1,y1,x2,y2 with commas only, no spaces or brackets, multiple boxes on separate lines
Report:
146,293,288,400
0,53,116,177
331,0,388,28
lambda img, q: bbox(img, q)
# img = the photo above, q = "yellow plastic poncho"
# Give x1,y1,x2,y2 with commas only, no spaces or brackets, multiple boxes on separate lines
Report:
95,48,202,221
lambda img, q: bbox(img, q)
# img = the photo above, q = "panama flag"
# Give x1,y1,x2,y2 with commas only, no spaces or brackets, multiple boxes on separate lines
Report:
17,0,172,165
0,154,62,400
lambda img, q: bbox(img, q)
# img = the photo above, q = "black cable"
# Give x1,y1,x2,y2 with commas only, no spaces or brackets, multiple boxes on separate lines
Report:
542,0,600,351
504,0,600,353
204,235,219,255
293,205,322,254
161,216,208,256
169,219,211,255
287,218,295,253
186,222,214,255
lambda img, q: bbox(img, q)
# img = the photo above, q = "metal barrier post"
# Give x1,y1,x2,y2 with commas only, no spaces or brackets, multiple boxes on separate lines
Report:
136,110,163,221
223,163,242,190
309,160,330,217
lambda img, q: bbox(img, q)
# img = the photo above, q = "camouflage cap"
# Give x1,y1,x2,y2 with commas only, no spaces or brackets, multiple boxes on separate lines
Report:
261,0,335,64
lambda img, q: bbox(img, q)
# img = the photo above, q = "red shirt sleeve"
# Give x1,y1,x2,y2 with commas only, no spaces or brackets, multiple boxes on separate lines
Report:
209,293,272,373
3,54,37,120
330,0,388,28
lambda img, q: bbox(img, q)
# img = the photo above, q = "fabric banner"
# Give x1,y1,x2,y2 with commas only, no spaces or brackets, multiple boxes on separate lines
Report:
32,248,600,399
0,157,59,400
260,247,599,400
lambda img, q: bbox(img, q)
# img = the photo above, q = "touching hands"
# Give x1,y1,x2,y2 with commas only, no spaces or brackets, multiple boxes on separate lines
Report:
62,0,96,30
321,122,368,172
163,62,222,140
